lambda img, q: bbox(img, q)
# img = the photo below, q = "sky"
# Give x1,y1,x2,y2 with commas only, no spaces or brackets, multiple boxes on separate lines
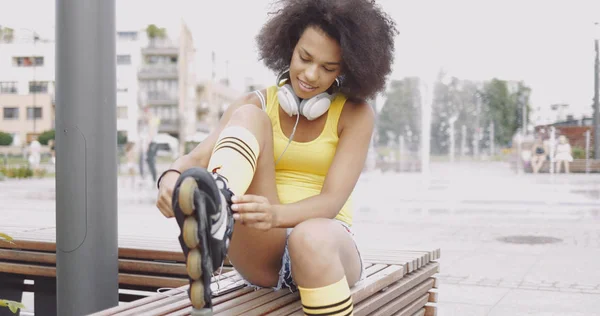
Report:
2,0,600,121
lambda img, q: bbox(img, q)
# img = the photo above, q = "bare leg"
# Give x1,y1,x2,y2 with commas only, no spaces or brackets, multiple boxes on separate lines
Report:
556,160,561,173
532,157,540,173
289,219,362,287
565,161,570,173
220,105,287,287
288,219,362,315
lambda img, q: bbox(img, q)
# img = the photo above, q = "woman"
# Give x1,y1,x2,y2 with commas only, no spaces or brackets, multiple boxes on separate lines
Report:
530,137,546,173
156,0,397,314
555,135,573,173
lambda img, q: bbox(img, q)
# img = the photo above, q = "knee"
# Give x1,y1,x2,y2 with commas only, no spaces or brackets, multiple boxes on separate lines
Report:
229,104,270,128
288,219,337,264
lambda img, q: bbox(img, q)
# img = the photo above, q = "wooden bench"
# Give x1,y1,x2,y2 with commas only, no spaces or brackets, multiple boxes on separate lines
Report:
519,158,600,173
0,236,232,316
90,249,441,316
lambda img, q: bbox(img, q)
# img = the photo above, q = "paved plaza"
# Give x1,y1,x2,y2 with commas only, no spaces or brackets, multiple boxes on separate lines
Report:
2,161,600,315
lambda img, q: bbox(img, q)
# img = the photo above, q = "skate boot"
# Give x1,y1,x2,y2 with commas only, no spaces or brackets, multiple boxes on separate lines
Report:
172,167,235,314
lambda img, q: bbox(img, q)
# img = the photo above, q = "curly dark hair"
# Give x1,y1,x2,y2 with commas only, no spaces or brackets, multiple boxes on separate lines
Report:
256,0,398,102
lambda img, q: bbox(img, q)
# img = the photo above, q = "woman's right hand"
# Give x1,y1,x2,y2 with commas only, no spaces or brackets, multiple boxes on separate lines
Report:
156,171,181,218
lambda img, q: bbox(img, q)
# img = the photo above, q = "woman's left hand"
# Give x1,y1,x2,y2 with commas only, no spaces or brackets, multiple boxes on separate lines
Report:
231,194,276,231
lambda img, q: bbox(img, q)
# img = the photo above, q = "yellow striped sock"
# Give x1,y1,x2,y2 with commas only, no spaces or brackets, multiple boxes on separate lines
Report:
298,276,353,316
207,126,259,196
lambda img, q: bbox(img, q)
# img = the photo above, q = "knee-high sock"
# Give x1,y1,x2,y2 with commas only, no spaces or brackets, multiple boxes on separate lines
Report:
298,276,353,316
207,126,260,196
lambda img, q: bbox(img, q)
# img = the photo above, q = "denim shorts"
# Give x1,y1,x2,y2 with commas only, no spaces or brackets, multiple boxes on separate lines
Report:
242,219,366,292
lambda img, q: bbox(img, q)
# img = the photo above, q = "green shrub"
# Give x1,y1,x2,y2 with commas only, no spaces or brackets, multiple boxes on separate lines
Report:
0,166,33,179
572,147,586,159
0,132,13,146
117,132,128,145
37,130,55,145
0,232,26,314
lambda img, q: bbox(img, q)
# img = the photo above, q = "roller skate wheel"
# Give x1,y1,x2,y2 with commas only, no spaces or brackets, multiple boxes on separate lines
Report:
187,249,203,280
178,177,198,216
183,217,200,249
190,281,206,309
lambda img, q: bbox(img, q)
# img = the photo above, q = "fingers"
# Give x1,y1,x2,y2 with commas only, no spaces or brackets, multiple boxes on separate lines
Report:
231,202,264,213
233,212,267,224
156,190,174,218
232,194,268,204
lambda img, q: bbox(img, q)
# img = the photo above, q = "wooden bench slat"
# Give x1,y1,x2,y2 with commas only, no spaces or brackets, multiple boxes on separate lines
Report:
89,271,243,316
0,248,56,264
243,292,300,316
424,304,437,316
90,286,189,316
214,289,290,315
412,308,426,316
0,262,56,277
120,276,249,316
136,297,191,316
270,264,406,316
119,293,189,316
386,293,429,316
354,266,438,316
0,239,57,252
118,259,186,276
360,278,434,316
119,274,188,289
428,290,438,303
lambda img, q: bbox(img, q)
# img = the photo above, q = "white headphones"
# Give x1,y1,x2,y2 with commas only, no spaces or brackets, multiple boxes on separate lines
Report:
276,69,340,121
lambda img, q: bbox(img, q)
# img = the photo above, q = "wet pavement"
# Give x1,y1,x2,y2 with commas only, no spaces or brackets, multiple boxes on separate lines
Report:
2,161,600,315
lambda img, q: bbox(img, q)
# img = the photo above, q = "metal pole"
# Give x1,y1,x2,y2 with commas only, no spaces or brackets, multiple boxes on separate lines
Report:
549,127,556,174
33,33,38,135
461,124,467,158
449,118,455,163
490,122,495,156
522,95,527,136
594,24,600,159
56,0,118,315
586,129,591,173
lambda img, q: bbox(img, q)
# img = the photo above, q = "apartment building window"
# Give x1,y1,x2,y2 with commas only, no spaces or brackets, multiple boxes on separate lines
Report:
117,31,138,41
144,79,178,100
117,55,132,65
3,107,19,120
27,107,43,120
117,106,128,119
146,55,177,65
14,56,44,67
0,82,18,94
29,81,48,93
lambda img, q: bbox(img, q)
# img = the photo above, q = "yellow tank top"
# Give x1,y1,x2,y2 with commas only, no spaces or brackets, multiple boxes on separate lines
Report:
263,86,353,226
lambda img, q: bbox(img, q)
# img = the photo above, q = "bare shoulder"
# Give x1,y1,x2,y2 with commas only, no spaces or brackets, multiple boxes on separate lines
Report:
338,99,375,134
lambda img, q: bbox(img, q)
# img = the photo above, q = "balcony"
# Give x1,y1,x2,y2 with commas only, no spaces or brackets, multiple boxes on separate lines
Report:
139,91,178,107
158,118,180,134
142,39,178,56
138,64,178,80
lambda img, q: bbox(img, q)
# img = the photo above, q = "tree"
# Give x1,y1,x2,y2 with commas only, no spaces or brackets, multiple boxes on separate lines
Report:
37,130,55,145
0,132,13,146
0,26,14,43
377,77,422,149
480,79,531,147
429,74,481,155
146,24,167,40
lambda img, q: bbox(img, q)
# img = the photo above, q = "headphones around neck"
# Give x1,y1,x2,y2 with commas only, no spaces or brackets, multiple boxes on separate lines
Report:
276,69,340,121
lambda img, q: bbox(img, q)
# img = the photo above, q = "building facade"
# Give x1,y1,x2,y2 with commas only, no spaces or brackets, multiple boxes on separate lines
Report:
137,22,197,155
0,40,55,145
